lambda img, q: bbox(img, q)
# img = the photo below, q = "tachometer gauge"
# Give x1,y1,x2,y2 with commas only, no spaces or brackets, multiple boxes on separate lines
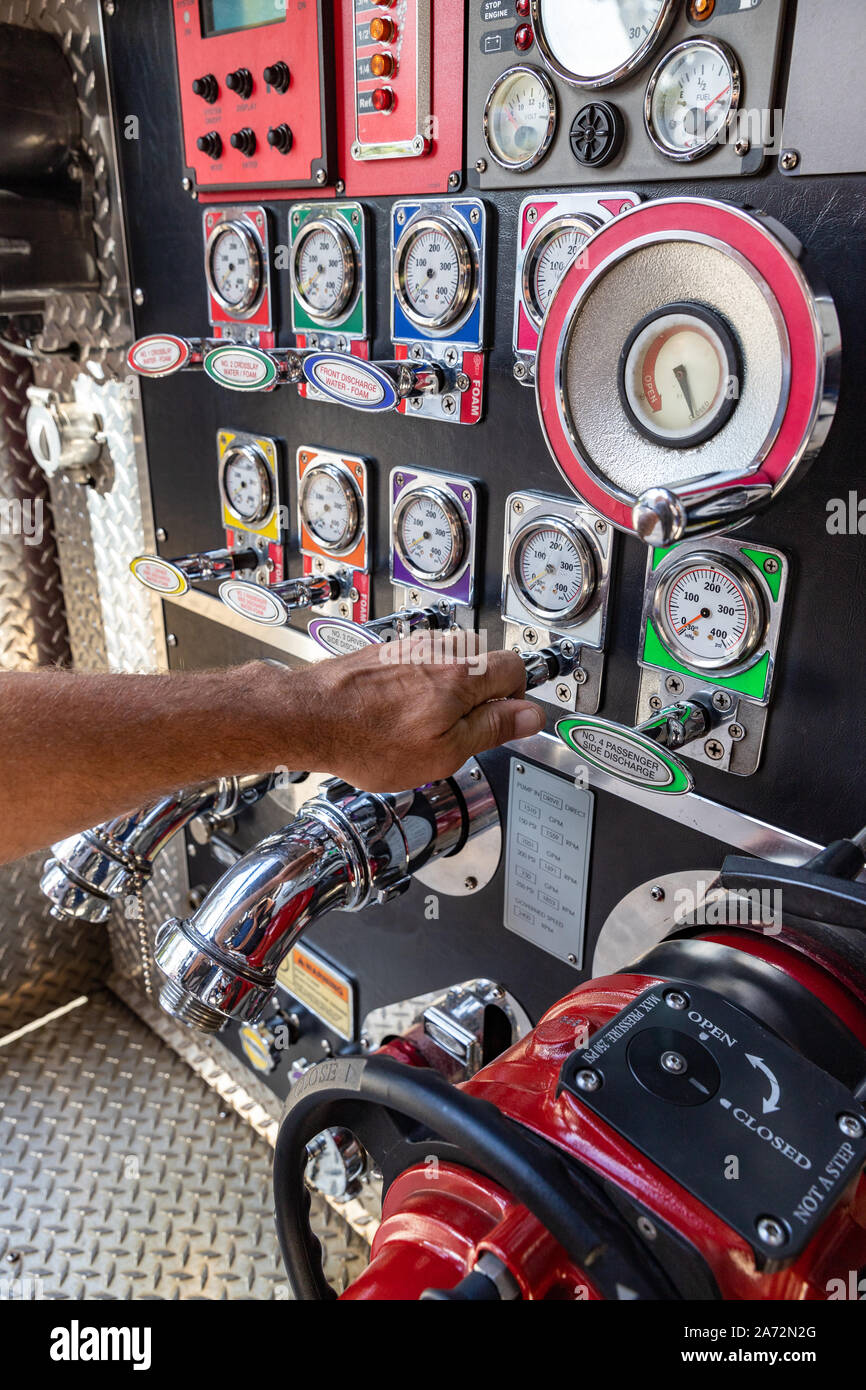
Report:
299,462,360,554
292,218,357,322
394,216,475,333
393,486,466,583
483,65,557,172
205,219,263,317
531,0,677,88
220,445,273,525
522,214,601,326
646,39,741,162
619,302,740,449
653,553,765,671
509,517,595,623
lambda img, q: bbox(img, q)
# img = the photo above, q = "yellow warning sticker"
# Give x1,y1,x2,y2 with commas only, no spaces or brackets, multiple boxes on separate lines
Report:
277,943,355,1041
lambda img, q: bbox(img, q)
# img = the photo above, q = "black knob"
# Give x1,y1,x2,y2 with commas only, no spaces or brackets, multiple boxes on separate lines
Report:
267,123,293,155
569,101,624,168
230,127,257,158
192,73,218,104
225,67,253,99
263,60,290,93
196,132,222,159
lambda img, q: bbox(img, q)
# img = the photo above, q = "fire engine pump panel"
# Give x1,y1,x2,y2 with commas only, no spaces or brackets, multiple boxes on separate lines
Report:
4,0,866,1317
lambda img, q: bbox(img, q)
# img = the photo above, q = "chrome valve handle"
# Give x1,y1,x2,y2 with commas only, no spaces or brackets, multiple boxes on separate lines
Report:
635,698,714,753
307,602,458,655
130,546,259,598
218,573,347,627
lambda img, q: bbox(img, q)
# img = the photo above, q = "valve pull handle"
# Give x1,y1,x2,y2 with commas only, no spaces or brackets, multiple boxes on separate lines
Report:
286,349,446,412
130,547,258,597
218,573,346,626
554,698,719,798
307,603,457,656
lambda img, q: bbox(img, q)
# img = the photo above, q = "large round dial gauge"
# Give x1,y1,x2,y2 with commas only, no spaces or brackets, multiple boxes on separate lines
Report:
531,0,677,88
205,219,263,317
509,518,596,623
646,39,741,162
393,486,466,583
292,218,357,322
299,463,360,554
483,65,557,172
220,445,273,525
619,302,740,449
394,216,475,333
653,554,765,671
523,215,601,326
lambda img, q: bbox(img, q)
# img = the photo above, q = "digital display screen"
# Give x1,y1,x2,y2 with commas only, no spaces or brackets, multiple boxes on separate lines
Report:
200,0,283,39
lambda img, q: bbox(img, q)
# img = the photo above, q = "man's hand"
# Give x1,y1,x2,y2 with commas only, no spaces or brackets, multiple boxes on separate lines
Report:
276,635,545,792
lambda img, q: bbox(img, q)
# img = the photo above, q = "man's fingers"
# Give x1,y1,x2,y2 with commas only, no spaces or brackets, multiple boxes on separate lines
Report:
457,697,545,758
469,647,528,703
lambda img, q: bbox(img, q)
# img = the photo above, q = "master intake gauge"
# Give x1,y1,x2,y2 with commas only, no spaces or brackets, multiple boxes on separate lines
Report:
651,552,765,672
619,302,740,449
205,217,264,317
220,443,273,526
483,66,557,173
509,517,595,624
299,460,361,555
291,217,357,323
393,485,466,584
394,215,475,333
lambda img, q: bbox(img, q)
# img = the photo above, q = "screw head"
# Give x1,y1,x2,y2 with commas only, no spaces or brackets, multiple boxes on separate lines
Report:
636,1215,657,1241
397,208,406,224
756,1216,787,1248
395,473,404,487
559,639,575,658
660,1050,687,1075
839,1114,864,1139
448,171,460,188
780,149,800,172
734,138,751,157
728,723,745,742
594,518,607,534
650,885,665,902
567,953,577,965
523,628,538,645
704,739,725,761
555,683,571,703
526,206,538,223
665,674,684,695
133,287,145,306
443,346,459,366
475,158,487,174
763,556,780,574
181,177,192,191
512,498,524,514
515,764,525,774
575,1068,601,1092
464,876,478,892
155,527,167,543
649,695,663,711
455,372,471,392
513,360,528,380
711,690,733,712
441,395,457,415
572,667,587,686
470,207,481,224
315,169,327,185
664,990,688,1011
166,633,178,648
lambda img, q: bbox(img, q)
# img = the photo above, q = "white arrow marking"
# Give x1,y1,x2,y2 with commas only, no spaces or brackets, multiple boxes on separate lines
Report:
746,1053,781,1114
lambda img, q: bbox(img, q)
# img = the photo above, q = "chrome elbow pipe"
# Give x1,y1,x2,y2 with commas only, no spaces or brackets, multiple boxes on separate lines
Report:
40,773,271,924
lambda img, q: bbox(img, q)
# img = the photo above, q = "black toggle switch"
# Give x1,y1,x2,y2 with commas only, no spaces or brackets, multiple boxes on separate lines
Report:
196,132,223,159
267,123,294,155
192,73,218,103
230,127,257,157
225,67,253,99
263,60,290,93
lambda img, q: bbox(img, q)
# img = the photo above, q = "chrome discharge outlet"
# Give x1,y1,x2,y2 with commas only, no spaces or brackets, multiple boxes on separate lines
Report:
153,763,497,1033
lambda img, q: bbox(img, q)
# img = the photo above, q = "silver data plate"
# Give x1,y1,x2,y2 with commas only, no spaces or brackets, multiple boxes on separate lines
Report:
503,760,594,968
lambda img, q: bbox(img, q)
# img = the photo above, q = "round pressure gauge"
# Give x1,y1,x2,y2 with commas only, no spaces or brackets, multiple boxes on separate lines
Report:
220,444,273,525
619,302,740,449
205,219,264,317
394,216,475,333
509,517,595,624
522,214,601,326
299,462,360,554
652,553,765,671
292,218,357,323
646,39,741,162
483,66,557,172
393,486,466,584
531,0,677,88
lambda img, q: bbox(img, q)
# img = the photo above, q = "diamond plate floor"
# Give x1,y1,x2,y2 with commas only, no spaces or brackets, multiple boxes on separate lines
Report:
0,988,367,1299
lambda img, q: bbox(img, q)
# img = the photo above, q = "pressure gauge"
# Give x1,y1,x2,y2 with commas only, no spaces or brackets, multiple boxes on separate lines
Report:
205,219,263,317
509,517,596,624
292,217,357,322
652,553,765,671
394,215,475,333
220,444,273,525
299,462,360,554
619,302,740,449
531,0,676,88
393,486,466,584
646,39,741,162
483,66,557,172
522,215,601,326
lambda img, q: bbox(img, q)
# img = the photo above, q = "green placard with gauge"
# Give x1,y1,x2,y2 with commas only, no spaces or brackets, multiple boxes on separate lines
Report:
288,202,367,341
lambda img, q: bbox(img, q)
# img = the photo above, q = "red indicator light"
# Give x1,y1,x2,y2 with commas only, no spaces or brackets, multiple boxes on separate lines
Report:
370,52,394,78
516,0,530,14
372,86,393,112
369,17,394,42
514,23,534,51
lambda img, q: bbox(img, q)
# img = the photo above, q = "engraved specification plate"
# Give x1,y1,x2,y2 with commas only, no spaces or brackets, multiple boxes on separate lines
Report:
504,760,594,967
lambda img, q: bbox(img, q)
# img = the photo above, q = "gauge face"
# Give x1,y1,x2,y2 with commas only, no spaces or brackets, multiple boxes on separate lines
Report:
394,216,474,332
533,0,675,87
524,216,600,325
300,464,359,553
221,446,272,524
483,66,557,171
511,519,594,622
293,219,356,322
654,555,764,670
206,220,263,316
646,40,740,161
619,302,740,449
394,487,465,583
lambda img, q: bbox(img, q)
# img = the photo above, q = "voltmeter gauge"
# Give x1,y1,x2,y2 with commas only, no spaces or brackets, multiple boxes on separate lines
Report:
394,216,475,333
393,486,466,584
653,553,765,671
646,39,741,162
220,445,273,525
292,218,357,322
483,66,557,172
531,0,676,88
523,215,601,326
205,219,263,317
619,302,740,449
509,517,595,624
299,462,360,554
